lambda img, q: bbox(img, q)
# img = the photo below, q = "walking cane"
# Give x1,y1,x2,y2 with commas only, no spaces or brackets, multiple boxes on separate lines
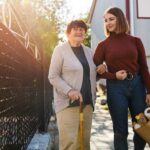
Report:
79,101,84,150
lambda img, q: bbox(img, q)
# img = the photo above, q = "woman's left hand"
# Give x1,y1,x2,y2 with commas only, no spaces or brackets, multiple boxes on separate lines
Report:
96,64,106,74
146,94,150,105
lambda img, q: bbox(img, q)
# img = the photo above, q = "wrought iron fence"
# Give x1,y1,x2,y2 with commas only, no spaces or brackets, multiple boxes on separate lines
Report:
0,22,52,150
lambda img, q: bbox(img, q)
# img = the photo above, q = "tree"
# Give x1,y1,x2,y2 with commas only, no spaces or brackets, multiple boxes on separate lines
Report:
32,0,67,57
2,0,91,55
6,0,68,58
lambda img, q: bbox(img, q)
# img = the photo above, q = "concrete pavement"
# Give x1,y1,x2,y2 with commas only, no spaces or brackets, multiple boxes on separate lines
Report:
90,97,149,150
90,102,133,150
49,96,150,150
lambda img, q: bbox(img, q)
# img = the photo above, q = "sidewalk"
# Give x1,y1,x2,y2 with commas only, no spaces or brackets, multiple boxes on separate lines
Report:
49,97,149,150
90,97,149,150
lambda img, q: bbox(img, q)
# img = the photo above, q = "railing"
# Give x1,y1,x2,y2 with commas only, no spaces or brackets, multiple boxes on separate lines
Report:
1,0,41,60
0,21,52,150
0,1,53,148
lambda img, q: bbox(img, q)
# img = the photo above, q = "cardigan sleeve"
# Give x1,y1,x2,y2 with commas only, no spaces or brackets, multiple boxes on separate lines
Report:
48,46,72,95
93,42,116,80
135,37,150,93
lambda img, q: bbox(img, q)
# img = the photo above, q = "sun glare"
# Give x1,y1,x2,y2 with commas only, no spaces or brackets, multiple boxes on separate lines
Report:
66,0,93,20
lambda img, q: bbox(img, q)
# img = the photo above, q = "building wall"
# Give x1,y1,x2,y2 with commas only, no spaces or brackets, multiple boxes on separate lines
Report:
91,0,150,66
91,0,126,51
91,0,150,85
130,0,150,66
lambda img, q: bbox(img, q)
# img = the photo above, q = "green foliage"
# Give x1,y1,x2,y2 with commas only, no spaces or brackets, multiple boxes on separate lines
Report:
84,28,91,48
7,0,91,58
8,0,67,58
82,16,91,48
28,0,66,58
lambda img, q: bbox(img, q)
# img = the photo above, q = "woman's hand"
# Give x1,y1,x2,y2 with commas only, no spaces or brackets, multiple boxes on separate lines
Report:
67,89,83,103
96,64,106,74
146,94,150,105
116,70,127,80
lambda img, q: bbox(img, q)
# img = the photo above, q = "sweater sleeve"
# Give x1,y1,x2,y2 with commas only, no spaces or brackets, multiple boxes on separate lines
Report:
48,46,72,95
93,42,105,66
93,42,116,80
136,37,150,93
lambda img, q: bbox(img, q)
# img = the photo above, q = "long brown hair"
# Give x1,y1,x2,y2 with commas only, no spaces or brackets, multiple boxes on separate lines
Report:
104,7,129,37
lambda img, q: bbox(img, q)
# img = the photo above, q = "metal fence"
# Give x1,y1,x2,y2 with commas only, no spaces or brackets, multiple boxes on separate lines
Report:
0,22,52,150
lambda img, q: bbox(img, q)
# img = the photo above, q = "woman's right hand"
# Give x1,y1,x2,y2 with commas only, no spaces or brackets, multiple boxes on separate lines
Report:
67,89,83,103
116,70,127,80
96,64,107,74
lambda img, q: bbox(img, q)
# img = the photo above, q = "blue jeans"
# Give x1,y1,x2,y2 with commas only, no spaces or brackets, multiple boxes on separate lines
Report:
107,74,146,150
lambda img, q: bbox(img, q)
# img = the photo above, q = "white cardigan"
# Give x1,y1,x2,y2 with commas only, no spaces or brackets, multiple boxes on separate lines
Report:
48,41,96,113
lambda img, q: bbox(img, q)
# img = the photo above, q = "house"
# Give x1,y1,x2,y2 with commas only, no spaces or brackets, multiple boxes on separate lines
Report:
88,0,150,66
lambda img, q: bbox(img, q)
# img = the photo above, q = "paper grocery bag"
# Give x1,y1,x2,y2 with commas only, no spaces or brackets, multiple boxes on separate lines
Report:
135,121,150,144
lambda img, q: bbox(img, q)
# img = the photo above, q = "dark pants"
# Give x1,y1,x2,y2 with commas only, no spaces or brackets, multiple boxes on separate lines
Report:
107,74,146,150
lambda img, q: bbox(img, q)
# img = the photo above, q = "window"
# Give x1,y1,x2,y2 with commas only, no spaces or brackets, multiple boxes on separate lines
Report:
137,0,150,19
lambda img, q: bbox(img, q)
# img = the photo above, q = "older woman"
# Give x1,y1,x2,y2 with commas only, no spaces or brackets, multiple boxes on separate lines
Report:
48,20,97,150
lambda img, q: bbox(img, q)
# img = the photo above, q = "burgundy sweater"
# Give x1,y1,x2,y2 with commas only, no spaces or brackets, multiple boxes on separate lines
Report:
93,33,150,93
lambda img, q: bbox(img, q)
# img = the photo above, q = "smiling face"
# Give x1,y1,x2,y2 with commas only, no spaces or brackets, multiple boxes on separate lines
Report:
104,13,117,33
67,26,86,45
103,7,129,36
